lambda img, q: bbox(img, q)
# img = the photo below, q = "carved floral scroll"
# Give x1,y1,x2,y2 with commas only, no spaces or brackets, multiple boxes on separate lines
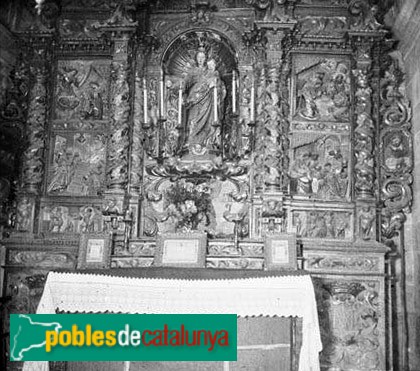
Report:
379,56,412,242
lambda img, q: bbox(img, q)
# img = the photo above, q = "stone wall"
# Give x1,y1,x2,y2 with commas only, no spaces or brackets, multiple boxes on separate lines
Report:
391,1,420,369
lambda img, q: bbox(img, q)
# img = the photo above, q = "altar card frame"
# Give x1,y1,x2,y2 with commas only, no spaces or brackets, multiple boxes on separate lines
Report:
77,233,111,269
264,234,297,271
155,233,207,268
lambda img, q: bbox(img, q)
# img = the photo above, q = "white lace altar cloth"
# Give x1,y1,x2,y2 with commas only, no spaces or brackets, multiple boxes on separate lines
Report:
24,271,322,371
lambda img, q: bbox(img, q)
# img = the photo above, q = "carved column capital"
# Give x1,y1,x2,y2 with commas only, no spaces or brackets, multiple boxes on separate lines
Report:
254,21,296,64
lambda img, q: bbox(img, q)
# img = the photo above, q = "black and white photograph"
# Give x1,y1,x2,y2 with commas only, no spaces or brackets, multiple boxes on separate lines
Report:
0,0,417,370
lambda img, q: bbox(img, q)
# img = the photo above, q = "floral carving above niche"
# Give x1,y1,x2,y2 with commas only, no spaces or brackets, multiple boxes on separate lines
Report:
143,177,249,238
163,179,217,232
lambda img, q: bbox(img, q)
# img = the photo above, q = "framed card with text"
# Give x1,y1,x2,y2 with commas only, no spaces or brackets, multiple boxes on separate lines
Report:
155,233,207,268
264,234,297,270
77,233,111,269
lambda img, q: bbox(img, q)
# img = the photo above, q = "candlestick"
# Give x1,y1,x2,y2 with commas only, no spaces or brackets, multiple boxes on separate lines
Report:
178,83,182,125
214,86,218,122
250,82,255,122
232,71,236,114
160,69,164,118
143,77,148,123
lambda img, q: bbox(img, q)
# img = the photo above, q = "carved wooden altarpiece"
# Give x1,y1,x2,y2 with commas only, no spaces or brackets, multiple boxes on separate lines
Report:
0,0,413,370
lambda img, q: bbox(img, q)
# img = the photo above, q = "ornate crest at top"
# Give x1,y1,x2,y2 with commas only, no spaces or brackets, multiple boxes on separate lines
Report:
190,1,217,24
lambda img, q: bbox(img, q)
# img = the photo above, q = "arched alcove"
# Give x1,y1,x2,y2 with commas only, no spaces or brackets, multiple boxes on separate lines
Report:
159,29,239,158
162,29,238,81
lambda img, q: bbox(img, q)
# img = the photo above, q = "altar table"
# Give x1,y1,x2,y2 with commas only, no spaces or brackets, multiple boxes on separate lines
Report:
23,269,322,371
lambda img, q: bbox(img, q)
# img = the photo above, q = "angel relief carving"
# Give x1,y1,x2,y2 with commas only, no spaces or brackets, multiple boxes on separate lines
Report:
54,60,109,120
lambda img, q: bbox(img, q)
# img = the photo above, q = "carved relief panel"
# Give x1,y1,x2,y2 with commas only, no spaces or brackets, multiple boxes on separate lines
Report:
289,132,351,200
53,60,110,121
46,59,110,199
292,56,351,123
289,54,351,201
313,276,385,371
39,203,103,234
290,207,353,240
2,270,49,371
46,133,106,196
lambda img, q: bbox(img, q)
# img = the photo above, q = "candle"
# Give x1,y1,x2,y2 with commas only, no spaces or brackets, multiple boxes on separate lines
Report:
250,82,255,122
214,86,218,122
160,69,164,118
143,77,147,123
232,71,236,113
178,83,182,125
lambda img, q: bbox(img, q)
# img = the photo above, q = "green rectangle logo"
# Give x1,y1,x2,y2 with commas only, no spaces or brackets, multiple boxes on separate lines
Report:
10,314,237,361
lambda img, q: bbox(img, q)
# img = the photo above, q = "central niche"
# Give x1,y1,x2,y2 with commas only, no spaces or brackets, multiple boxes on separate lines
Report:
141,30,249,239
162,30,237,160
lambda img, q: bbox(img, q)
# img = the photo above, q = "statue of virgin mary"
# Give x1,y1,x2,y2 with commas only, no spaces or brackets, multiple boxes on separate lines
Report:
182,49,226,156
